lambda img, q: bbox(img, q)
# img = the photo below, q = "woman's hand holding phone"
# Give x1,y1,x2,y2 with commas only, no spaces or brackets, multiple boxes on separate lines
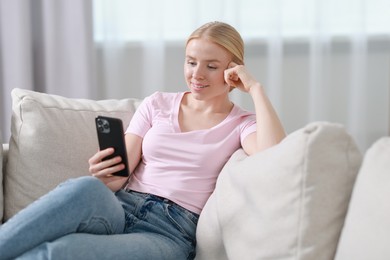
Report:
88,148,128,192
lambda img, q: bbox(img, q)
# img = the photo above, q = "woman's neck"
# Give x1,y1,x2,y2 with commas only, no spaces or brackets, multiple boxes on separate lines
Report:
184,92,233,114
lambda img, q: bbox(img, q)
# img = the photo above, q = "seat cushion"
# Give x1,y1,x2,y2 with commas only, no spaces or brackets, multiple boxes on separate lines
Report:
196,122,362,260
4,88,142,221
334,137,390,260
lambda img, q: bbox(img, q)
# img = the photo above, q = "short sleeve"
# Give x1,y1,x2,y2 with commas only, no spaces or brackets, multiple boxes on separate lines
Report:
125,94,154,137
240,115,256,143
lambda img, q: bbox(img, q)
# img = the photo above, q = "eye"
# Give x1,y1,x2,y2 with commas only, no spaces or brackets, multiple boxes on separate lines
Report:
207,65,217,70
187,60,196,66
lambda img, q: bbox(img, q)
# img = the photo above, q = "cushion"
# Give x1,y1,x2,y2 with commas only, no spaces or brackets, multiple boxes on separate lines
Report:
4,88,142,221
196,122,362,260
334,137,390,260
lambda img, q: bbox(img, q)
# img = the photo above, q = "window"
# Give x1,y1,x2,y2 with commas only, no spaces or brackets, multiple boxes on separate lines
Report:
93,0,390,41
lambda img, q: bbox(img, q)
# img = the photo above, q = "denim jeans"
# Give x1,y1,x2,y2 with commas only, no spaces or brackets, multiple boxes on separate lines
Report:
0,176,199,260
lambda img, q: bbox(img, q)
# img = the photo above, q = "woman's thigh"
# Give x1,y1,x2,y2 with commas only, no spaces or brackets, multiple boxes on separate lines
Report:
16,189,199,260
116,190,199,259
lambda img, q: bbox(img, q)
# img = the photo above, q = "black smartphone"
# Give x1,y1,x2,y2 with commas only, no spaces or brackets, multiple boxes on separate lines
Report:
95,116,129,177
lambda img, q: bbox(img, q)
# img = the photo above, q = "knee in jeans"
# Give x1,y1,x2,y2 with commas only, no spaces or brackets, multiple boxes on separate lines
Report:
60,176,101,189
57,176,107,199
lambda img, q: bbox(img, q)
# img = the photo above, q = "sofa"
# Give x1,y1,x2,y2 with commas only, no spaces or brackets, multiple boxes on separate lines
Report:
1,88,389,260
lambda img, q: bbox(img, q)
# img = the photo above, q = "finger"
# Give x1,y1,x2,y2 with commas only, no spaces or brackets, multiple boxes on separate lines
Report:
224,69,239,87
92,162,125,178
89,155,122,174
88,148,114,165
227,61,238,69
88,149,111,165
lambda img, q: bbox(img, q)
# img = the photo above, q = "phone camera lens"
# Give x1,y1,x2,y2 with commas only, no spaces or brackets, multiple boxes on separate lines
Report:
97,118,110,134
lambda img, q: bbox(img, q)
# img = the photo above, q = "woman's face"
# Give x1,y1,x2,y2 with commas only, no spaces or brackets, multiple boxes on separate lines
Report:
184,38,232,101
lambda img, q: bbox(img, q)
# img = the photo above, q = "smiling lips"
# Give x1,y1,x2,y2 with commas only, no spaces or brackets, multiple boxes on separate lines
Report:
192,83,209,89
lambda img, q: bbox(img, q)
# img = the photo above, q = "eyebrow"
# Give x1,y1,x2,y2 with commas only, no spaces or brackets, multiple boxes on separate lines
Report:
185,55,222,63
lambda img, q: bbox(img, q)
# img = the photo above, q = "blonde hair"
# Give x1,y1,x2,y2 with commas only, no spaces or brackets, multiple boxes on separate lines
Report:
186,21,244,65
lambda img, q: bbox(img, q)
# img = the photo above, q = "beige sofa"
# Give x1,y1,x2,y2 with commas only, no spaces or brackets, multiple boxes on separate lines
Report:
1,88,390,260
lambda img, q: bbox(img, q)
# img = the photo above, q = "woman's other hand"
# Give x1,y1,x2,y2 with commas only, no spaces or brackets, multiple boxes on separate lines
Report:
224,62,260,93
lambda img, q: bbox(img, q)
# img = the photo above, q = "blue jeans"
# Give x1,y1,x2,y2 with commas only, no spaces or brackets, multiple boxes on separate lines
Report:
0,176,199,260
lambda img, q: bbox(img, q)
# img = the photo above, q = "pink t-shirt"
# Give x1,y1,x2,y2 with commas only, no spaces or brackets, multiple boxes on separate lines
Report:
125,91,256,214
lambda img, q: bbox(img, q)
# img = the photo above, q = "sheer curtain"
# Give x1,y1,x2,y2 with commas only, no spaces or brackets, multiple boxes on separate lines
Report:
1,0,389,151
0,0,94,141
93,0,390,151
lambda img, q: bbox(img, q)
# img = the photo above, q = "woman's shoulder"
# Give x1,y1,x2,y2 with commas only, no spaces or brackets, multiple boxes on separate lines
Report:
144,91,185,109
148,91,184,100
231,103,255,118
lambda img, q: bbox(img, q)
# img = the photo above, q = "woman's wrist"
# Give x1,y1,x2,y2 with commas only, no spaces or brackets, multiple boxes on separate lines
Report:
248,82,263,95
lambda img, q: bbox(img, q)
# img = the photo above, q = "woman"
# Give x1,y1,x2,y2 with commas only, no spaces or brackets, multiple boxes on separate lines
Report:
0,21,285,259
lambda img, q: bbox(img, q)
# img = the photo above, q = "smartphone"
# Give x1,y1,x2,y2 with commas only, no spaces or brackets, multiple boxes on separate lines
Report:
95,116,129,177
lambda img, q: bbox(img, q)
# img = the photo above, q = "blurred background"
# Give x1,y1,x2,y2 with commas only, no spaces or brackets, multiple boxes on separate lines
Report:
0,0,389,151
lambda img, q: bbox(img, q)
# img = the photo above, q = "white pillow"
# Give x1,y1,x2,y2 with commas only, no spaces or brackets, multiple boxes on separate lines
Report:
196,122,362,260
4,88,142,221
334,137,390,260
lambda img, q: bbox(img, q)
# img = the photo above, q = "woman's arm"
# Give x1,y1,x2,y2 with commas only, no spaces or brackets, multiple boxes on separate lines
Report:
225,63,286,155
242,84,286,155
88,133,142,191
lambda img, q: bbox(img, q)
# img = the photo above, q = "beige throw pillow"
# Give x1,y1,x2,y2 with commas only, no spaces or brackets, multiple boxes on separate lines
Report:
196,122,362,260
4,88,141,221
334,137,390,260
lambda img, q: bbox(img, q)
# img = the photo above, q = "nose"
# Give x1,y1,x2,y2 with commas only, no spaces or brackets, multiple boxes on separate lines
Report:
192,66,205,80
